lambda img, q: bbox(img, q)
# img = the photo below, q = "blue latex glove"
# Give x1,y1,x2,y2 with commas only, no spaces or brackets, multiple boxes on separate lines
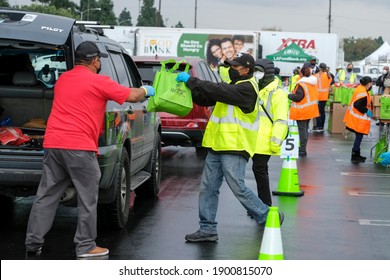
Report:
141,85,155,97
379,152,390,167
176,72,190,83
366,109,373,118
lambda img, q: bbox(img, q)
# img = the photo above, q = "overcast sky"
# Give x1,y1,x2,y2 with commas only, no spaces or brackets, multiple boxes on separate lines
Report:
11,0,390,42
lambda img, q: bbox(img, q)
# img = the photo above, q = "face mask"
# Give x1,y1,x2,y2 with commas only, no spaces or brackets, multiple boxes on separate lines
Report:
228,67,241,81
253,71,265,83
347,68,352,72
383,70,388,74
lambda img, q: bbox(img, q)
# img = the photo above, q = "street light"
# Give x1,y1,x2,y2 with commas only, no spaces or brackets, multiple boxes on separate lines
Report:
194,0,197,28
80,7,101,21
117,19,131,26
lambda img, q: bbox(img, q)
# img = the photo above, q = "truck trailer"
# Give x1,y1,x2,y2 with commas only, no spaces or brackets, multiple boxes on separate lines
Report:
104,26,343,78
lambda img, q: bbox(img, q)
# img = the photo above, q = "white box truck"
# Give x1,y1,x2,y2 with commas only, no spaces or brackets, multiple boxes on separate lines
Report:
258,31,341,77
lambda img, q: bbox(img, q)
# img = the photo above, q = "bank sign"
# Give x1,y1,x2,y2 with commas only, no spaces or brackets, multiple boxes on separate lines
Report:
138,32,253,59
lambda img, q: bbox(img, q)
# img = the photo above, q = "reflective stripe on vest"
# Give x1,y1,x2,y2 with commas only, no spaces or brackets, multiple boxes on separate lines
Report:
290,83,318,109
209,104,260,131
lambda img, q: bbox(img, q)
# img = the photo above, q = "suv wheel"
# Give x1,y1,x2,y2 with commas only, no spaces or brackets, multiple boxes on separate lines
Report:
98,148,131,229
136,133,161,197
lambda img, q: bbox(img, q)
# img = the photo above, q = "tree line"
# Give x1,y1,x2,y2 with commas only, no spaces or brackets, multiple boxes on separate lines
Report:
0,0,384,62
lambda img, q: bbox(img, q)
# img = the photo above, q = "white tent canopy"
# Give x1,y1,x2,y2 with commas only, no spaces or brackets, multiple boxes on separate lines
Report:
355,41,390,66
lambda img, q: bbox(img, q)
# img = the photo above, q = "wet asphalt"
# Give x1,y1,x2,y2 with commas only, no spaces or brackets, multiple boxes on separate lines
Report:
1,116,390,260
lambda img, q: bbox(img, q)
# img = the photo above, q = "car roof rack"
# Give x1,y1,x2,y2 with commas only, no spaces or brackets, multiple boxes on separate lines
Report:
74,21,114,36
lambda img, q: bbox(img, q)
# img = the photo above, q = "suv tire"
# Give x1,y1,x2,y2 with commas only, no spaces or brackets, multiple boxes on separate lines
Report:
98,148,131,229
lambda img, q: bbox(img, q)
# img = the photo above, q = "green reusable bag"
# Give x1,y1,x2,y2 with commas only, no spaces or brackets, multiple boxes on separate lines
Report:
147,59,193,117
380,96,390,120
374,135,387,163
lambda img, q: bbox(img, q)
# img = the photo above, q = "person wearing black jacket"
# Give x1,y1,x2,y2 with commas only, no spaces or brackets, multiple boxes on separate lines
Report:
344,76,373,163
376,65,389,95
175,54,280,243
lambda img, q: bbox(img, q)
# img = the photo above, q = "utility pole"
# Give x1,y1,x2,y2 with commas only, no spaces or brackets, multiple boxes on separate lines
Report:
328,0,332,33
156,0,161,27
194,0,197,28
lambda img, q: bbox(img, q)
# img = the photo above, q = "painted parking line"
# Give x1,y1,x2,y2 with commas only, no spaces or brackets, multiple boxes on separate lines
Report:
349,191,390,197
336,159,351,162
341,172,390,178
359,219,390,226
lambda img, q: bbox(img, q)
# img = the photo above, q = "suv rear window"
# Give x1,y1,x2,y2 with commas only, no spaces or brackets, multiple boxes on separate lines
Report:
0,48,66,88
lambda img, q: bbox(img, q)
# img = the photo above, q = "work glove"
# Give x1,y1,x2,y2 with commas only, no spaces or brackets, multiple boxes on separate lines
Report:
379,152,390,167
366,109,373,118
176,72,190,83
141,85,155,97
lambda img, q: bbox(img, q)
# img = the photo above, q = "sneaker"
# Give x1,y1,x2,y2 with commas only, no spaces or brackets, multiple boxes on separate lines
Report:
25,247,42,259
299,151,307,157
185,230,218,242
77,246,109,258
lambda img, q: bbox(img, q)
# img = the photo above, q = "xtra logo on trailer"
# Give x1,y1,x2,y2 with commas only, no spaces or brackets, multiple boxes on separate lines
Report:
277,38,315,51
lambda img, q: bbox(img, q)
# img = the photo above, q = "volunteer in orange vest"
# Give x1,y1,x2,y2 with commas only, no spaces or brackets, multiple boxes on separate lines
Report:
343,76,373,163
288,65,320,157
314,63,332,133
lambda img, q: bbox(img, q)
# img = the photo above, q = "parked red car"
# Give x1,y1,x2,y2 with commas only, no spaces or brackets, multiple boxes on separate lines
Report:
133,56,221,156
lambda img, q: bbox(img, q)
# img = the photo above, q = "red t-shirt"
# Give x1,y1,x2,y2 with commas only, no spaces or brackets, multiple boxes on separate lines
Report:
43,66,130,152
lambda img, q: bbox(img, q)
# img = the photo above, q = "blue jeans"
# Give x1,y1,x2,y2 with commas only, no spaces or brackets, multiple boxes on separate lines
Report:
353,132,364,153
198,152,269,234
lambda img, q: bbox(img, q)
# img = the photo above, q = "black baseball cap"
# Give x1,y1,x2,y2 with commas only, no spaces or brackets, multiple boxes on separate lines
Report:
75,41,108,59
319,62,327,70
225,53,255,71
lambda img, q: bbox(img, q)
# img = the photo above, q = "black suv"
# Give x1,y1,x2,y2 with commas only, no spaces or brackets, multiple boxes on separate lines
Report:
0,9,162,229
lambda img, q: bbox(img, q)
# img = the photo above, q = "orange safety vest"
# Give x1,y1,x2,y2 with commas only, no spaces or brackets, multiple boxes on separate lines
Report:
289,80,320,120
343,85,372,135
316,72,332,101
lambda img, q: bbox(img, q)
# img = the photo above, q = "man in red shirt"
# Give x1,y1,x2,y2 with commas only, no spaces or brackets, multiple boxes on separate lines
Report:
25,41,154,258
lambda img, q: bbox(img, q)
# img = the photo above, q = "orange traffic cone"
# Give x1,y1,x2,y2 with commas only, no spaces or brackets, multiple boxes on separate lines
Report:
258,206,284,260
272,157,304,196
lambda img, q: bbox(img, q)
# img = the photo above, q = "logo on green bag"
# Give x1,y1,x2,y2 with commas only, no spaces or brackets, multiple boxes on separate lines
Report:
171,84,186,96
